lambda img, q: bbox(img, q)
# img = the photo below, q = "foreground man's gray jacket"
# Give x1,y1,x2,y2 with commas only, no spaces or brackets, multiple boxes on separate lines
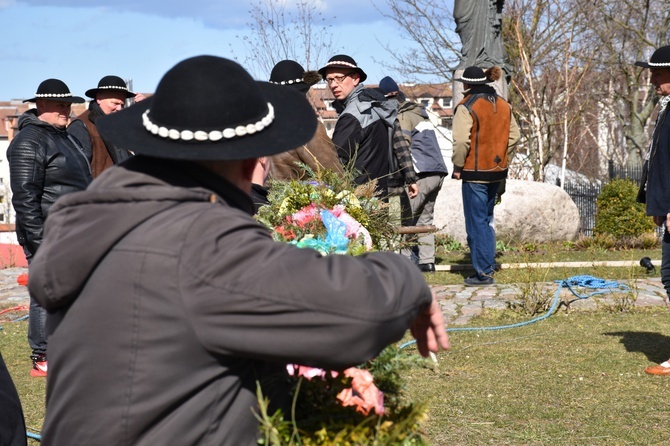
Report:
29,156,432,446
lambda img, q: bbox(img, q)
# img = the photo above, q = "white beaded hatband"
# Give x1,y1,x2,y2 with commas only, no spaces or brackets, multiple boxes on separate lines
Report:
97,85,131,91
35,93,74,98
142,102,275,141
649,61,670,67
324,60,359,69
461,76,487,83
270,78,304,86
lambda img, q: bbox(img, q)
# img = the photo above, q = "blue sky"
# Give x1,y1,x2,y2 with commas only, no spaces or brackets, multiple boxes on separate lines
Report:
0,0,454,101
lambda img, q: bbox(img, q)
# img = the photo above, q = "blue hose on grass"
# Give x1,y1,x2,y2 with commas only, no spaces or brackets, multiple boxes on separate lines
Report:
399,275,630,350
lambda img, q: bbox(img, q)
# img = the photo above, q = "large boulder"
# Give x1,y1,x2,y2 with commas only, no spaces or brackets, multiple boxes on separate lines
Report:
433,179,580,244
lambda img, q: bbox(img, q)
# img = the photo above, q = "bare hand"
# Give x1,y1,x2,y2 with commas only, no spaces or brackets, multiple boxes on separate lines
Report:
408,183,419,199
134,93,147,103
410,290,450,357
452,171,461,180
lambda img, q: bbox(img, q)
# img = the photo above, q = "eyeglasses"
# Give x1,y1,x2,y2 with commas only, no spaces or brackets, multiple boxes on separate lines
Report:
325,73,354,85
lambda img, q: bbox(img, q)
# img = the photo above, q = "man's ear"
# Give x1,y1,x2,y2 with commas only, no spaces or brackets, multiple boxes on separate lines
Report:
351,73,361,86
241,158,259,181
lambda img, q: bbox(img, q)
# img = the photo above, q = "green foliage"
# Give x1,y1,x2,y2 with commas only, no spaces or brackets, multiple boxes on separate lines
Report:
572,233,660,251
434,234,463,252
594,179,655,237
507,264,554,316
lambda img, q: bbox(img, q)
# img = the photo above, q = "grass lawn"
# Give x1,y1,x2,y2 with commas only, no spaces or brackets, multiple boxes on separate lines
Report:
401,308,670,445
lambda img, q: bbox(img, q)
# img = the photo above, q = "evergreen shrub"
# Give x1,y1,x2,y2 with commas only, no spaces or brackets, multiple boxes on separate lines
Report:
594,179,655,237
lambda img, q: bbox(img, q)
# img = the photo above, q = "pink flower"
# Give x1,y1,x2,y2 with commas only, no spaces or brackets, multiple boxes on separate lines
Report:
286,364,328,379
336,368,385,415
274,225,296,241
330,204,346,217
287,364,341,381
333,210,373,250
292,204,319,228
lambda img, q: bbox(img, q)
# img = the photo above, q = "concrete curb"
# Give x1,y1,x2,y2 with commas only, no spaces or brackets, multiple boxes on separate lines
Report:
435,260,662,271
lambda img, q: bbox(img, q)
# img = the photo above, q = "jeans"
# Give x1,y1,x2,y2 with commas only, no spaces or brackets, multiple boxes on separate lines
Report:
25,250,47,357
28,297,47,356
409,175,445,264
462,181,499,279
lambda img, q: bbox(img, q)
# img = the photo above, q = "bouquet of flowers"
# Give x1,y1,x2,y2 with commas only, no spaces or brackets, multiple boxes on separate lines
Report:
256,346,431,446
255,167,402,255
254,166,431,445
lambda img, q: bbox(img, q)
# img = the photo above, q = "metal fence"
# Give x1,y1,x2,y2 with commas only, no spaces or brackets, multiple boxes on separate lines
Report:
561,161,643,236
562,182,602,236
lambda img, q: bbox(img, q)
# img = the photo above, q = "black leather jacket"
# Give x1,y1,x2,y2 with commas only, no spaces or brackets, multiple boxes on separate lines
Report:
7,110,92,258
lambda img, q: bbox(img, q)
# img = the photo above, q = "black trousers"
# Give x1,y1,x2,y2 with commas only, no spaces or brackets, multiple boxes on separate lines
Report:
0,352,27,446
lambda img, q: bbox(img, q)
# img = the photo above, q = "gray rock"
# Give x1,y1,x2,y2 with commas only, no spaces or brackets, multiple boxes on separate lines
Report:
434,179,580,244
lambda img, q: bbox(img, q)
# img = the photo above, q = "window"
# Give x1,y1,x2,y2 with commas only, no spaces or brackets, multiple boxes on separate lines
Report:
440,97,452,108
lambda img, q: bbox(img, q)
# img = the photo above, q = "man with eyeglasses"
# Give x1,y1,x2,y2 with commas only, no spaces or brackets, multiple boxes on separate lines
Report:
68,75,145,178
319,55,396,195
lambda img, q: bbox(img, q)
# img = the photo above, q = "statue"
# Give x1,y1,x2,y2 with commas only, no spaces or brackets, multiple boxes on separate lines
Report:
453,0,511,103
454,0,509,75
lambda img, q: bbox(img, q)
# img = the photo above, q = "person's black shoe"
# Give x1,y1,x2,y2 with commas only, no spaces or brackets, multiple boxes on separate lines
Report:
464,275,495,286
418,263,435,273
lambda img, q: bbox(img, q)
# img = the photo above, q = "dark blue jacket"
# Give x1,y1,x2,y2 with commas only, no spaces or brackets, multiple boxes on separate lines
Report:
645,103,670,216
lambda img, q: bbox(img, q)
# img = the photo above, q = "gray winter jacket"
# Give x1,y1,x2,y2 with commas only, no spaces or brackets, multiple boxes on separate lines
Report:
29,156,432,446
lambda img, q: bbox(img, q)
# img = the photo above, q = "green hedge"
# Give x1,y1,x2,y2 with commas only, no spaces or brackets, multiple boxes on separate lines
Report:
594,179,655,237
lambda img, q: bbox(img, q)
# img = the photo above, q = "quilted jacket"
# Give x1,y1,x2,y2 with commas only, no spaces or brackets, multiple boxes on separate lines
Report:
7,110,92,258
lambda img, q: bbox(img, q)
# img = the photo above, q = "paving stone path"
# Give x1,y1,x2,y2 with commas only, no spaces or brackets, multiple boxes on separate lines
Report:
1,267,668,327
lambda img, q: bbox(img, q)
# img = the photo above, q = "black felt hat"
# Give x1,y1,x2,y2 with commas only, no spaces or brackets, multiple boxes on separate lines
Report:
453,66,492,85
96,55,318,161
85,75,136,98
318,54,367,82
269,60,321,93
23,78,85,103
635,45,670,69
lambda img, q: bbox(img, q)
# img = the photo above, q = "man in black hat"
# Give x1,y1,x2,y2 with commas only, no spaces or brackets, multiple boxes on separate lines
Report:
68,75,140,178
634,45,670,376
7,78,92,378
268,59,342,180
452,66,519,286
319,55,400,196
27,56,449,445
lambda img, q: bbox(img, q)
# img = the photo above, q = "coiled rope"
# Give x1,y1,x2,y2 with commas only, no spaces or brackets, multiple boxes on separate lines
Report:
399,275,630,350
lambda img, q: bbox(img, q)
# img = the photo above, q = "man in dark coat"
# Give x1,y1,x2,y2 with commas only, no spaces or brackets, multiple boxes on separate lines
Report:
634,45,670,376
28,56,449,445
319,55,400,196
7,78,92,377
68,75,142,178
